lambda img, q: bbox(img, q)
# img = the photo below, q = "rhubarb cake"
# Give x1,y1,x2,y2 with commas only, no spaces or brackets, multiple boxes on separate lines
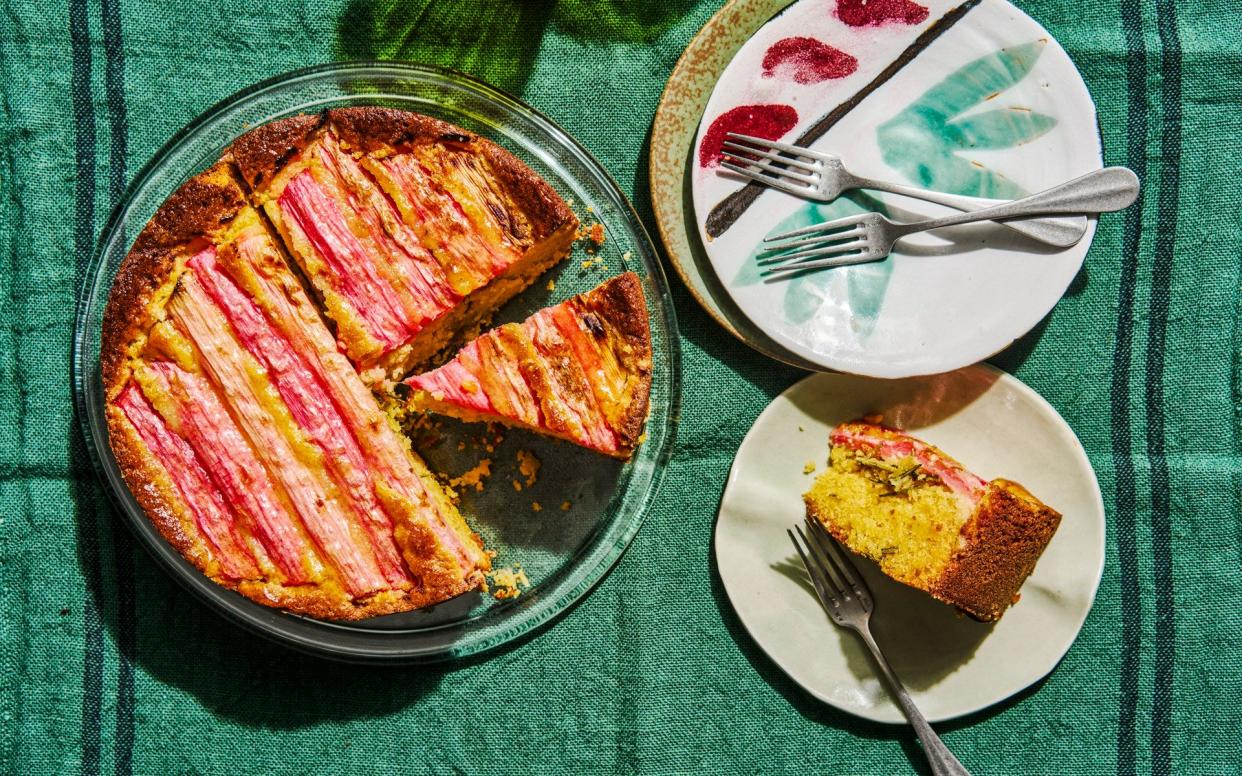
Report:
231,107,578,384
804,418,1061,621
401,273,652,460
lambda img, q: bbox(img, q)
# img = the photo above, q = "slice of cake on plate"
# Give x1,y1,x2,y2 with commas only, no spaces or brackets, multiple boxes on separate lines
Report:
400,272,652,460
231,107,579,384
804,418,1061,621
102,161,490,620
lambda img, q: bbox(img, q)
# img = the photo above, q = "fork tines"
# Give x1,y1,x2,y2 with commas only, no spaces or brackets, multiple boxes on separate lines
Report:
720,133,820,198
788,518,873,614
758,214,877,276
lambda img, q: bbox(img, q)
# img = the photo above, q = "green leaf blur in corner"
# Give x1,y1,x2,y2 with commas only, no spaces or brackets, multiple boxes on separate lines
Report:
335,0,554,94
735,193,890,331
335,1,697,95
876,41,1056,200
552,0,698,44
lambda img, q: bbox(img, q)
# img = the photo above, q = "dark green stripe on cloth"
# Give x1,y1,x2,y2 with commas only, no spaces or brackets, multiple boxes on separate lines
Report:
1149,1,1183,774
68,0,103,773
1111,0,1147,772
99,0,136,773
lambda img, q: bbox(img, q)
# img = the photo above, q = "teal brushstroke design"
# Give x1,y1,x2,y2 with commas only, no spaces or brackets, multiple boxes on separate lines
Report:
735,41,1057,337
876,40,1056,199
735,192,889,331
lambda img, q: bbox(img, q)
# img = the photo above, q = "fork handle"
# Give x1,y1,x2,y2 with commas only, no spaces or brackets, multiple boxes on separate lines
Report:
889,167,1139,243
857,629,972,776
856,178,1088,247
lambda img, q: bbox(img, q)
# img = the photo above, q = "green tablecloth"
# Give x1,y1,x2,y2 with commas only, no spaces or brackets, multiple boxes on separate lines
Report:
2,1,1239,773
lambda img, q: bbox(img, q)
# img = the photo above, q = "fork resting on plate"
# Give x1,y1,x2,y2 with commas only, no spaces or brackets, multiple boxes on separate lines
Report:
790,517,972,776
759,166,1139,276
722,132,1089,248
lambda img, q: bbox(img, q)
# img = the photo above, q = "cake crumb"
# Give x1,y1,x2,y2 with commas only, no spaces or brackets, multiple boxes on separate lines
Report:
637,432,647,444
621,251,632,262
461,379,478,394
448,458,492,492
512,480,522,492
576,221,606,255
517,449,541,487
803,461,816,474
560,501,572,511
488,566,530,600
531,501,543,512
546,279,556,292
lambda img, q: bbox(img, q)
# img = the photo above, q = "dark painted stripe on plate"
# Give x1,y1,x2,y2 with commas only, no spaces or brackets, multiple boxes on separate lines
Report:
704,0,981,237
69,0,103,774
99,0,135,773
1148,1,1182,773
1112,0,1148,773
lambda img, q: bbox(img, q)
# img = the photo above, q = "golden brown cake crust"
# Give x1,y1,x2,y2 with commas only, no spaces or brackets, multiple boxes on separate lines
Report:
229,112,326,191
585,271,652,454
933,479,1062,621
100,164,485,622
100,161,245,399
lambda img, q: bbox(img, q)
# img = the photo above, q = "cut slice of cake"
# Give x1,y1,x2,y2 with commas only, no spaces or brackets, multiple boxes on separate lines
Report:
803,418,1061,621
400,272,652,460
230,107,578,383
102,161,490,620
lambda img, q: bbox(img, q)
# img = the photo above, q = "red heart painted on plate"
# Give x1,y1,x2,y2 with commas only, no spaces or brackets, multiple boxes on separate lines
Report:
762,37,859,84
699,104,799,168
836,0,930,27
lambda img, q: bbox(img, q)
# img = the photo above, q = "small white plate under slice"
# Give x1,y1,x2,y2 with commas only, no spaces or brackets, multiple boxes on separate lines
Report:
715,366,1104,723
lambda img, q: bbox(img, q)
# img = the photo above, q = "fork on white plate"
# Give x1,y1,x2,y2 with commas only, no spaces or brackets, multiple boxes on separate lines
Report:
721,132,1089,248
758,167,1140,277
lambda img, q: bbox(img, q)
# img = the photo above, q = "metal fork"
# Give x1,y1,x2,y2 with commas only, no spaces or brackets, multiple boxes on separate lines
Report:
790,518,972,776
761,166,1140,276
721,132,1088,248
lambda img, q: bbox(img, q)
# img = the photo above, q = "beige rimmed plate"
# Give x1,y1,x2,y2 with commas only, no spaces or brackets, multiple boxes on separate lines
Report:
650,0,819,370
714,366,1104,722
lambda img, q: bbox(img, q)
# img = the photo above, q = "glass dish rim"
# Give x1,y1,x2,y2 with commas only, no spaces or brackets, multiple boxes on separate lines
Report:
71,61,681,663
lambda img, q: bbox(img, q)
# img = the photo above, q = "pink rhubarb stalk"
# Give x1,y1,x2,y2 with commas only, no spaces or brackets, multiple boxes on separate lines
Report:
145,363,316,583
831,422,987,501
118,382,260,580
188,249,410,587
279,171,414,351
171,276,389,595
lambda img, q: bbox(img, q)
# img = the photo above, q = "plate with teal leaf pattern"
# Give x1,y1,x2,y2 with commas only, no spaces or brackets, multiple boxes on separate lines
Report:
690,0,1101,377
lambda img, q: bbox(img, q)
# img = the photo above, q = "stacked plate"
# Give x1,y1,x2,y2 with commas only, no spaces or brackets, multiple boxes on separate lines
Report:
652,0,1107,722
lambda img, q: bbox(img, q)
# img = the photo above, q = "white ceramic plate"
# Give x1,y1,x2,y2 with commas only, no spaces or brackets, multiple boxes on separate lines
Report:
715,367,1104,722
690,0,1102,377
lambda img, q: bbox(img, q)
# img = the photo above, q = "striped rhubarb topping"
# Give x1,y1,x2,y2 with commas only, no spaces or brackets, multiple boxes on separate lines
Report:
279,170,415,351
313,133,459,330
170,271,390,596
116,382,260,580
225,230,482,570
186,248,410,588
141,362,319,584
371,149,520,295
405,289,626,456
831,422,987,501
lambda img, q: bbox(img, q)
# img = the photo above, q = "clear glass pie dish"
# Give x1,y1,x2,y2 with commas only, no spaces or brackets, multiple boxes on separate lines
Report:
71,62,680,662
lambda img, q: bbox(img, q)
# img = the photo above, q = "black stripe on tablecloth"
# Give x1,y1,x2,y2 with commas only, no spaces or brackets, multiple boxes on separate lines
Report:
68,0,103,774
1149,1,1182,773
99,0,135,772
1111,0,1148,773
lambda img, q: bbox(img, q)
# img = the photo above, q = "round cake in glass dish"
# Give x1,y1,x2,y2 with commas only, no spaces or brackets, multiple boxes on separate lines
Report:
101,107,651,621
